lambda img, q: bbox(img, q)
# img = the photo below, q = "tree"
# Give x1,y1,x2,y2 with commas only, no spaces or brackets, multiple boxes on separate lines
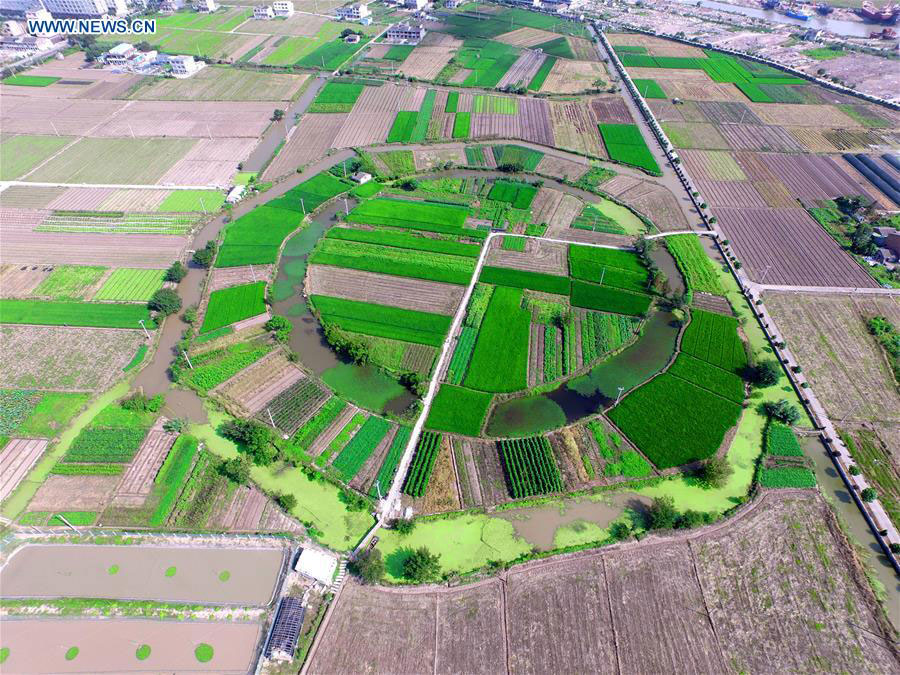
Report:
349,549,385,584
221,419,277,465
276,492,297,510
748,359,781,387
848,464,861,476
265,315,293,342
399,371,426,397
192,241,217,268
165,261,187,283
403,547,441,583
272,109,285,121
850,223,876,256
890,542,900,554
393,518,415,536
221,456,251,484
676,509,707,529
763,399,802,426
861,487,877,502
698,456,733,489
647,495,679,530
148,288,182,315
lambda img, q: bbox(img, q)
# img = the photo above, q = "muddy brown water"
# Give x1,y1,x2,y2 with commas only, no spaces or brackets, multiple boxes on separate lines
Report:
497,492,650,551
0,545,283,606
1,619,260,674
802,436,900,630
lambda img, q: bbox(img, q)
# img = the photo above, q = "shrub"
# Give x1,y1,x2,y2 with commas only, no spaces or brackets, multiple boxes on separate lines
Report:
221,419,276,465
403,547,440,583
699,456,733,489
849,464,861,476
265,315,293,342
861,487,877,502
221,456,251,484
165,261,187,283
763,399,801,426
349,549,385,584
647,495,679,529
192,240,217,267
148,288,182,315
276,492,297,510
393,518,415,535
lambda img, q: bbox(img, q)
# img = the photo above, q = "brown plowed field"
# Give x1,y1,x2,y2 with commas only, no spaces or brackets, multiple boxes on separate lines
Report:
112,419,176,505
472,113,521,141
487,238,568,275
307,264,463,314
760,153,879,203
29,474,118,512
569,37,600,61
696,100,763,125
764,292,900,424
495,27,558,47
664,122,729,150
530,187,564,225
748,102,861,128
550,102,604,157
0,186,65,209
0,219,188,267
498,51,546,90
590,97,633,124
0,438,48,503
608,182,689,231
263,113,346,180
100,189,169,211
45,187,116,211
399,36,461,81
209,265,273,292
413,146,466,171
311,493,898,674
662,80,745,102
714,206,878,287
544,193,585,236
517,98,554,146
754,180,798,208
540,60,606,94
692,291,733,315
730,150,777,181
332,111,395,148
631,67,711,83
717,123,803,152
606,32,706,57
0,263,52,297
534,154,589,181
680,149,746,180
215,350,304,416
695,179,768,208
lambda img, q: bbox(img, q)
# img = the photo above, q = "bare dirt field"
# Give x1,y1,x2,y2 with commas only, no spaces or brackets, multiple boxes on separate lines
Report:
716,123,804,152
414,146,466,171
332,111,395,148
0,263,52,297
498,51,546,90
209,265,274,292
263,114,347,180
0,218,189,267
1,619,261,674
0,438,48,503
307,264,463,315
28,474,119,512
549,102,604,158
494,27,559,47
487,238,568,275
130,66,306,101
534,153,589,181
0,186,66,209
215,351,305,416
606,33,706,58
590,96,633,125
0,325,145,392
112,420,177,507
308,492,898,674
599,176,689,232
1,544,283,605
748,102,861,128
399,33,462,81
540,60,607,94
544,193,583,236
714,206,878,288
764,292,900,424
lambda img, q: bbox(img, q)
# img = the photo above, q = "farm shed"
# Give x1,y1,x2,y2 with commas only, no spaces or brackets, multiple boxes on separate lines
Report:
264,596,306,661
296,547,338,584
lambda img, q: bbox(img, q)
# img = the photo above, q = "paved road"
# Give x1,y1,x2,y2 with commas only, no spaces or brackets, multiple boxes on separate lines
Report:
0,181,220,191
752,283,900,296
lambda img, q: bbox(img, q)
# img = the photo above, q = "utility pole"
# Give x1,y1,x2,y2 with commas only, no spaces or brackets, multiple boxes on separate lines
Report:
199,197,206,214
344,198,349,215
266,407,277,429
138,319,150,340
759,263,772,284
300,197,306,215
49,121,60,137
599,266,606,286
249,263,257,282
614,386,625,406
181,349,194,370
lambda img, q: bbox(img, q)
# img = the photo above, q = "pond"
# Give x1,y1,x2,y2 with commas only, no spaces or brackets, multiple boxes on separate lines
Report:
270,202,415,416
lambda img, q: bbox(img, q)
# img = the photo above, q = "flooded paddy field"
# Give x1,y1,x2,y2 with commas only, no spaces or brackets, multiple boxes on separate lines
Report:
0,544,284,606
1,618,260,674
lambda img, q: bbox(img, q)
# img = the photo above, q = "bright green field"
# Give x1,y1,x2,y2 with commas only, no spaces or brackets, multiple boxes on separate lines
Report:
464,286,530,393
34,265,106,299
426,384,492,436
93,269,166,302
158,190,225,212
0,135,72,180
2,75,59,87
200,281,266,333
0,299,153,328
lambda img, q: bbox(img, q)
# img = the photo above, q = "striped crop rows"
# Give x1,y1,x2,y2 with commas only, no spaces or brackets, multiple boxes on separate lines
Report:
499,436,564,498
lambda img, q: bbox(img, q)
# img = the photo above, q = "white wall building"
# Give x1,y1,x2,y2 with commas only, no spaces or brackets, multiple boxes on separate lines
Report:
336,2,369,21
24,7,57,34
2,20,26,36
42,0,107,18
104,41,135,65
195,0,217,12
105,0,127,15
272,0,293,16
405,0,426,9
386,21,425,43
170,53,204,76
295,548,338,585
253,4,273,19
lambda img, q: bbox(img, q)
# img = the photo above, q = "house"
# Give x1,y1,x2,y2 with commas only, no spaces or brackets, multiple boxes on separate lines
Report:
386,21,425,43
195,0,217,12
253,4,274,19
336,2,370,21
105,0,127,15
873,226,897,245
295,548,338,585
350,171,372,184
159,0,185,13
874,247,898,268
170,54,204,76
272,0,294,15
226,185,245,203
41,0,107,18
345,33,360,43
885,230,900,258
445,0,459,7
0,34,53,50
25,7,57,35
104,41,136,65
2,20,26,36
405,0,427,9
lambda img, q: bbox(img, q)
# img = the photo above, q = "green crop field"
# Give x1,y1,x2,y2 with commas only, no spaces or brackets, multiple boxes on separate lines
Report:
680,308,747,372
608,372,742,469
667,353,745,403
298,37,370,69
308,82,365,113
480,266,570,295
411,90,436,142
384,44,414,61
473,95,518,114
200,282,266,333
452,112,471,139
492,145,544,171
465,286,530,393
758,466,817,488
158,190,225,212
569,244,647,276
598,124,661,175
570,280,651,316
632,78,666,99
499,436,564,498
347,197,474,238
665,235,725,295
326,227,480,257
311,238,475,284
403,431,442,497
766,421,805,456
487,180,538,209
216,205,304,267
370,426,411,497
502,235,526,252
94,269,166,302
311,295,451,347
442,9,588,39
451,38,520,88
376,150,415,176
332,416,392,481
2,75,59,87
179,342,272,392
0,135,71,180
426,384,492,436
535,37,573,59
0,299,152,329
266,171,352,214
528,55,556,90
34,265,106,299
387,111,419,143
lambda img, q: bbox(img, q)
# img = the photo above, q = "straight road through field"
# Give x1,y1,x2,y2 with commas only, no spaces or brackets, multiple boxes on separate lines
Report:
0,180,220,190
752,283,900,295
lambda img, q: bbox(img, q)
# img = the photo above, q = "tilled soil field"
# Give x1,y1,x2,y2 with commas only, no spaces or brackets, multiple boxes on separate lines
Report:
307,265,464,314
399,34,462,81
44,187,116,211
716,123,803,152
215,350,305,416
494,27,558,47
498,51,546,90
112,419,176,507
544,193,585,236
540,60,607,94
764,292,900,424
605,180,689,231
0,325,145,391
332,111,395,148
663,122,729,150
679,149,746,181
0,186,65,209
589,97,633,124
29,474,118,512
263,113,347,180
487,237,568,275
534,154,589,181
209,265,273,292
662,80,746,102
0,263,52,297
414,147,466,171
714,206,878,287
0,438,48,503
549,102,604,158
759,153,880,203
748,102,861,128
695,179,767,208
310,492,899,674
696,101,764,125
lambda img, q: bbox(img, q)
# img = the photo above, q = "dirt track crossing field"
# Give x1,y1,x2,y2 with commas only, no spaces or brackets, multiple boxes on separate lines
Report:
486,238,568,275
308,493,899,674
0,438,48,502
306,265,464,315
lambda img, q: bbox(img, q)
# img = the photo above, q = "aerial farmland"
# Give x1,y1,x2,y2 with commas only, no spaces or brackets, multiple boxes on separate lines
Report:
1,1,899,672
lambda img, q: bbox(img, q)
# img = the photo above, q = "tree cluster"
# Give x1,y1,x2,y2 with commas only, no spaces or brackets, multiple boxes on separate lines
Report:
220,419,277,465
192,240,217,268
646,495,715,531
